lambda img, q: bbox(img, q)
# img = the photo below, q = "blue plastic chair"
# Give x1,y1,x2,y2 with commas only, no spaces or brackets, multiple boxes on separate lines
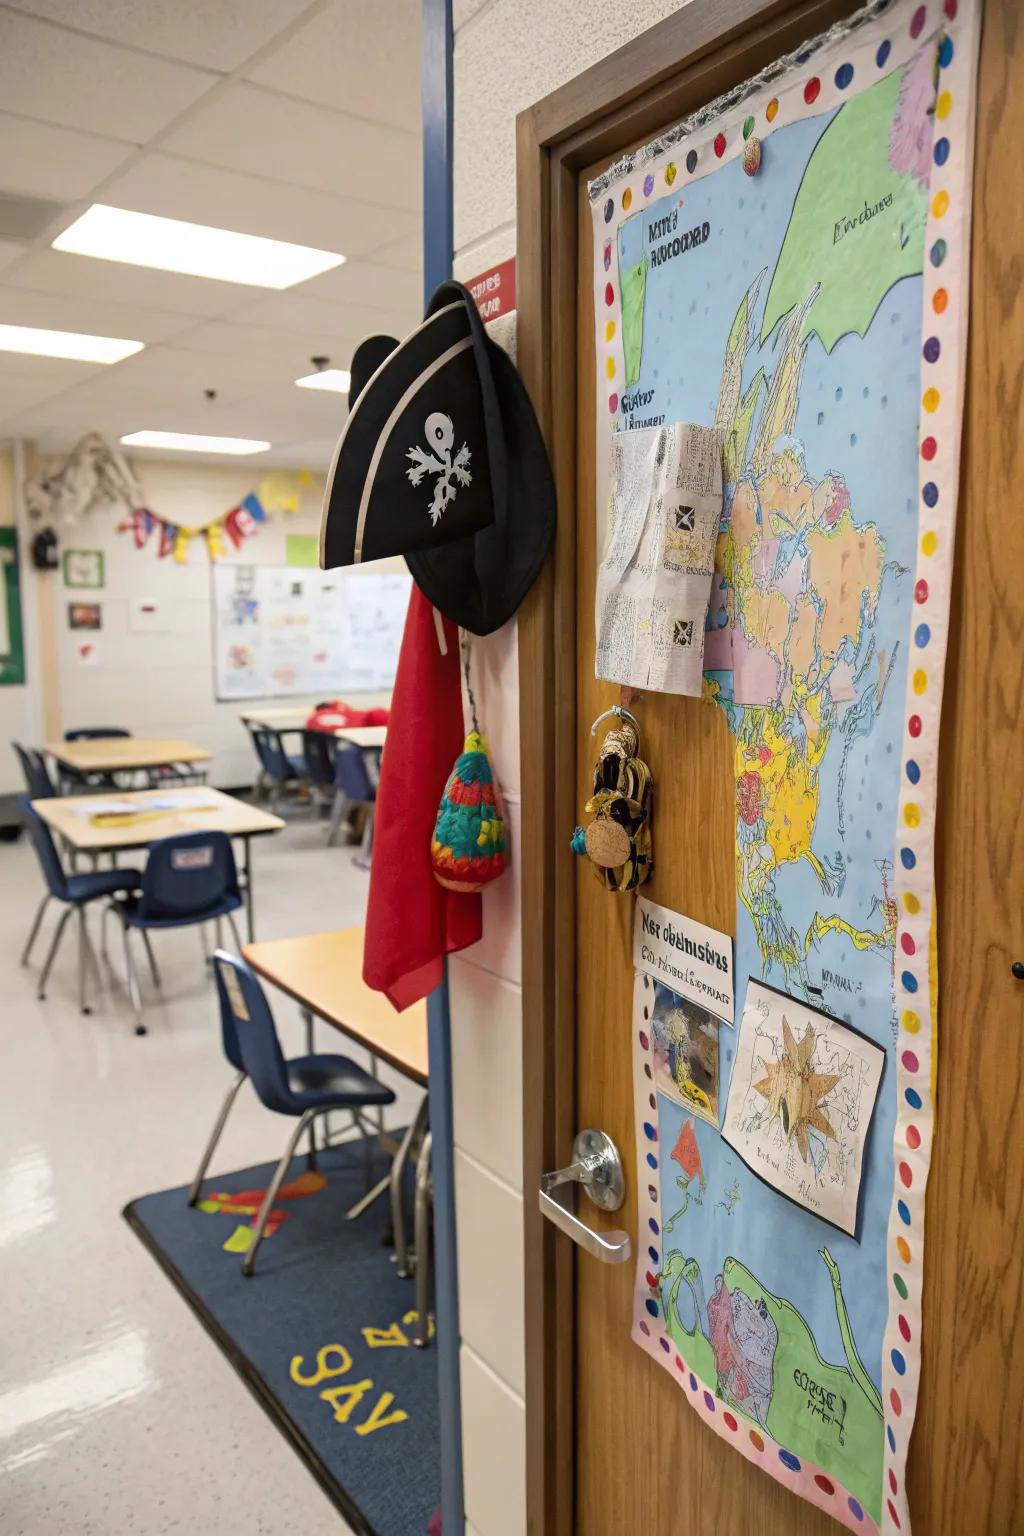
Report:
248,726,305,809
301,728,337,819
190,951,396,1276
328,742,379,865
112,830,244,1036
13,742,57,799
19,797,143,1014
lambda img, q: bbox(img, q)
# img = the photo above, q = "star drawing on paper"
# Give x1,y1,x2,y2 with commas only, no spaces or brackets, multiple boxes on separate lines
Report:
753,1016,841,1164
406,410,472,526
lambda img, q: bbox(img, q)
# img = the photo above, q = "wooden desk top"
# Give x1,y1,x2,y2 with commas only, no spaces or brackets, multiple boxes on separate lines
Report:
47,737,212,772
333,724,386,750
243,926,428,1085
32,786,284,852
239,707,313,733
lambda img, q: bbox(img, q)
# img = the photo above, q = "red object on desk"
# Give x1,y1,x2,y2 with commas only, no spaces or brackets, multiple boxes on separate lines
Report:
305,700,390,731
363,586,481,1010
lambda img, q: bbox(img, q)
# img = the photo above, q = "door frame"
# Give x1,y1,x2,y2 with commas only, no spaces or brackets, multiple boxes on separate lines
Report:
515,2,873,1529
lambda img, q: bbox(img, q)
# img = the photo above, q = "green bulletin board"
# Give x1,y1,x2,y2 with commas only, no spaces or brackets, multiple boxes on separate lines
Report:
0,528,25,686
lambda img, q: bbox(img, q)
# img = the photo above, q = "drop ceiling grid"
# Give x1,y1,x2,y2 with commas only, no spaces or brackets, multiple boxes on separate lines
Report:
0,0,423,465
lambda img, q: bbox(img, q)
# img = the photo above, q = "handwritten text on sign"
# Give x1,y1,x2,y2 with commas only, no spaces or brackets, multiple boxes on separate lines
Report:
633,895,735,1024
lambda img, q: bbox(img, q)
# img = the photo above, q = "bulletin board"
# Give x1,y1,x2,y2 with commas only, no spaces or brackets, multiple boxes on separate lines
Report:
0,529,25,686
212,564,412,701
590,1,981,1531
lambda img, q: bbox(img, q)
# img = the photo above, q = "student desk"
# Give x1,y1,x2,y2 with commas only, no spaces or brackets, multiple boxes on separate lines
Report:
47,736,211,777
239,706,313,734
333,724,387,751
242,926,431,1336
31,787,284,939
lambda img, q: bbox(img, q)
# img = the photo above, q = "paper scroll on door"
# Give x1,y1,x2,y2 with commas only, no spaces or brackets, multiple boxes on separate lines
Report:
595,421,723,697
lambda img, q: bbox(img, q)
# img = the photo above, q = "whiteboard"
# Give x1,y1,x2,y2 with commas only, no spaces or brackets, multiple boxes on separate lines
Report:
212,564,411,701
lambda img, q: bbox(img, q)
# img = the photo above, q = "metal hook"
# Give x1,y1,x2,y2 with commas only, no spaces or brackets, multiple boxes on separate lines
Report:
590,704,640,737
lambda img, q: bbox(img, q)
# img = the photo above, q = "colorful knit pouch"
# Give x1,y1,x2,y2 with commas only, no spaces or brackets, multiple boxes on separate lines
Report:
431,730,507,892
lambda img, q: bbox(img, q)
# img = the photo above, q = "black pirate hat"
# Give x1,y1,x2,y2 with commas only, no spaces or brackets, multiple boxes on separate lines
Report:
319,280,555,635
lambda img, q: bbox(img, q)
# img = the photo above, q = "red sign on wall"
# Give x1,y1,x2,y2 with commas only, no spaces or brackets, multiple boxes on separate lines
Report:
464,257,516,322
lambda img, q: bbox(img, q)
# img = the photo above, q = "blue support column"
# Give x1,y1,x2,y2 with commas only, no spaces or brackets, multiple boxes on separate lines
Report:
421,3,463,1532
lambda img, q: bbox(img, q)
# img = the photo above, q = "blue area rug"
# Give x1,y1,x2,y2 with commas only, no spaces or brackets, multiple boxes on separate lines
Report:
124,1139,439,1536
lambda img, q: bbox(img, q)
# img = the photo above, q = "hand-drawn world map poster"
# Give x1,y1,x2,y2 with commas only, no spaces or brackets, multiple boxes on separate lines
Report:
589,1,980,1531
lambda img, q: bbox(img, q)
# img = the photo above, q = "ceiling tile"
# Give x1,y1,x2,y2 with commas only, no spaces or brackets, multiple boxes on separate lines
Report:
0,11,215,140
301,257,422,315
0,238,25,277
101,152,419,258
246,0,421,133
6,248,258,318
3,0,315,72
365,230,422,273
0,285,197,344
226,289,413,343
0,113,133,203
164,319,357,374
162,84,421,211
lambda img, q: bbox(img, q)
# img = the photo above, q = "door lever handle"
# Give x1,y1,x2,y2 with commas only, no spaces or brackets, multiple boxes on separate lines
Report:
538,1128,632,1265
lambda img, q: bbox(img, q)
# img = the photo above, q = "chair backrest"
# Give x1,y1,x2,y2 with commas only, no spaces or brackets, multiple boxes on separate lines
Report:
249,726,292,783
302,728,336,789
19,796,69,900
137,831,239,922
13,743,56,799
334,741,375,802
212,950,296,1112
64,727,131,740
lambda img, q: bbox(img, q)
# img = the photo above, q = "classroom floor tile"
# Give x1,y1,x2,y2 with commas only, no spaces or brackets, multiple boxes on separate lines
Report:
0,812,419,1535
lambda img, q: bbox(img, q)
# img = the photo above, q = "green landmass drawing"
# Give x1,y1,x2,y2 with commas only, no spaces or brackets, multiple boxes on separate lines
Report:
661,1248,884,1521
760,66,929,351
619,254,648,387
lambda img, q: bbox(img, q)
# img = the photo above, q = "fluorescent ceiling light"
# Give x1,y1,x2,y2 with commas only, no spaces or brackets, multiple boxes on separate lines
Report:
54,204,345,289
0,323,143,364
295,368,351,392
120,431,271,456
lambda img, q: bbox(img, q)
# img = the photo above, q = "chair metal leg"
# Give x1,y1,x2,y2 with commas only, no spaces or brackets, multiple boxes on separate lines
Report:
327,788,350,847
199,923,210,965
187,1070,247,1205
352,805,375,870
37,907,72,1000
122,923,146,1036
140,929,161,989
225,911,243,952
215,916,223,949
243,1109,316,1277
413,1131,433,1347
21,894,50,966
306,1116,318,1173
77,906,93,1015
390,1094,429,1278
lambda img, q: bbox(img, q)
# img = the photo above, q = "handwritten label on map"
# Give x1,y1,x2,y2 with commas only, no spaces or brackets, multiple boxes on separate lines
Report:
596,421,724,696
634,895,734,1024
722,979,884,1237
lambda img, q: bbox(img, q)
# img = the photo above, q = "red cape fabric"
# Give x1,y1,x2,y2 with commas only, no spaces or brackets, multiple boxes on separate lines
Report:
363,586,482,1010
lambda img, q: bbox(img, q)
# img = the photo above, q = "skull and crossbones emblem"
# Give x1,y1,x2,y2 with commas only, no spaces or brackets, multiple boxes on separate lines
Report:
405,412,473,526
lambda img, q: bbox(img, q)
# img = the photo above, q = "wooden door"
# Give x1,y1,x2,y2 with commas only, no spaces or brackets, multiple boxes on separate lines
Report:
518,2,1024,1533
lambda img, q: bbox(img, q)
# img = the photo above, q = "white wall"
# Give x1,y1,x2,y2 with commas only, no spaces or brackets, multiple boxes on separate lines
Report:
20,455,401,787
449,4,686,1533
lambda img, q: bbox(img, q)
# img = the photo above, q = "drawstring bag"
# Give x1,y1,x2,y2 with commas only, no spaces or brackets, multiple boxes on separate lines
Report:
571,722,653,892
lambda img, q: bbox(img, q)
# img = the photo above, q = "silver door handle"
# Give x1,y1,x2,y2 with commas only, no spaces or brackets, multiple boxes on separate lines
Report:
538,1129,631,1265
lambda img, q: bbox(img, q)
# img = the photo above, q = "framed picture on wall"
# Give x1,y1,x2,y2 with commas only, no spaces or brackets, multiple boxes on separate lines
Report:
63,549,104,589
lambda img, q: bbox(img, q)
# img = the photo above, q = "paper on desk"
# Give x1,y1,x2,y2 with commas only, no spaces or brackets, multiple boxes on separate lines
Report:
71,799,135,817
146,790,223,810
595,421,724,696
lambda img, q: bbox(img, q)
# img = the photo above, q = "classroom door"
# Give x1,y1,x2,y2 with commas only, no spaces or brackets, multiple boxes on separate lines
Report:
561,6,1024,1533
